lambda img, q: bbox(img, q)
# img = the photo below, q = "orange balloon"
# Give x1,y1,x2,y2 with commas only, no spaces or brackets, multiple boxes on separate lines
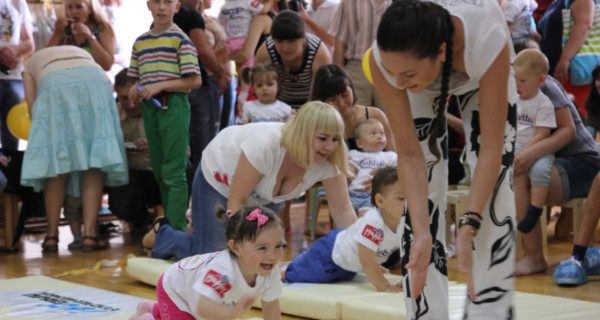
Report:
7,101,30,140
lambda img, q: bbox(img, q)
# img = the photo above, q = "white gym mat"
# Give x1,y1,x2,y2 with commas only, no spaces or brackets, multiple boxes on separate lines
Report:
0,275,145,319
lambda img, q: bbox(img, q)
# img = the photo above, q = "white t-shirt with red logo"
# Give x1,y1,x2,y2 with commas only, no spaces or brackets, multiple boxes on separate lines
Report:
331,207,400,272
201,122,338,205
162,250,283,318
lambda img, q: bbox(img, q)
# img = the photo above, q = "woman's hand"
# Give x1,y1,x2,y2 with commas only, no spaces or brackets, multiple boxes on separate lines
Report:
553,58,570,83
513,148,536,175
456,226,477,301
70,22,94,44
0,46,18,70
405,233,432,299
54,18,71,34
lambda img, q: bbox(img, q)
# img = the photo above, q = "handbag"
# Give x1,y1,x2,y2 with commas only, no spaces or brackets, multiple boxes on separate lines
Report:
562,0,600,85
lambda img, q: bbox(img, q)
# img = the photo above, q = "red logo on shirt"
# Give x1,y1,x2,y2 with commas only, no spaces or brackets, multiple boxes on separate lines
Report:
214,171,230,186
250,0,261,8
203,269,232,298
362,225,383,245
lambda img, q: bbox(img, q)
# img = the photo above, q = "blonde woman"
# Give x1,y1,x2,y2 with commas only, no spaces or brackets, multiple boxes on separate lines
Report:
144,101,357,260
47,0,115,71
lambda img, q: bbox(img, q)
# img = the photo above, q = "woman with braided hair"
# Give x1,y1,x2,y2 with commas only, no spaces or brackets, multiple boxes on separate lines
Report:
370,1,517,319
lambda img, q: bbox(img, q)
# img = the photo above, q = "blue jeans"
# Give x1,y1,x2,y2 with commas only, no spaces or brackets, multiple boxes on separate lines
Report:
152,165,278,260
0,80,24,150
220,79,236,130
188,79,218,170
285,228,356,283
555,156,600,202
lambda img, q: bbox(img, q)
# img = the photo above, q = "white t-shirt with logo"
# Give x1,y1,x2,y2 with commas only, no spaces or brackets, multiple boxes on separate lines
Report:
218,0,264,40
516,90,556,151
332,207,400,272
503,0,537,40
239,100,293,124
348,150,397,192
0,0,33,80
162,250,282,318
201,122,338,205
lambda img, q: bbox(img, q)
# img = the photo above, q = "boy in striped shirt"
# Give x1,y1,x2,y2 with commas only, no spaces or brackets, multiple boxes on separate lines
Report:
128,0,201,232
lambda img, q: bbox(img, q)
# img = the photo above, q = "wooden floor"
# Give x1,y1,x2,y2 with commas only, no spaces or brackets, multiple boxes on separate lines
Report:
1,203,600,319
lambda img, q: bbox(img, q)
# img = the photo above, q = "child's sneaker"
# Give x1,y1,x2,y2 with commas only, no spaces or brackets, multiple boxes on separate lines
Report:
584,247,600,275
553,256,588,286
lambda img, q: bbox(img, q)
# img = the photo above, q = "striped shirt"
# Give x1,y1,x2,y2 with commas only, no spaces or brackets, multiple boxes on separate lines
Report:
328,0,391,61
128,24,200,90
266,34,321,109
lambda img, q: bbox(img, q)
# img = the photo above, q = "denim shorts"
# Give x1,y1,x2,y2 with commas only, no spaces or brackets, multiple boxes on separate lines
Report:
555,156,600,202
349,190,372,214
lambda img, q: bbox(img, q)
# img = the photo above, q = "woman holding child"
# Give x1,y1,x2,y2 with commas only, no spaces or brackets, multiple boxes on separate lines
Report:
144,101,357,259
255,10,331,109
311,64,395,152
371,1,517,318
512,42,600,278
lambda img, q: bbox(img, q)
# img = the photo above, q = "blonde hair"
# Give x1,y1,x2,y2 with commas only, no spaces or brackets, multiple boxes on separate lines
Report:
66,0,113,32
281,101,352,177
513,49,549,76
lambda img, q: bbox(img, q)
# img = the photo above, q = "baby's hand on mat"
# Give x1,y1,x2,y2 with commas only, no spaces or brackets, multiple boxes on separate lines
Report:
383,281,403,293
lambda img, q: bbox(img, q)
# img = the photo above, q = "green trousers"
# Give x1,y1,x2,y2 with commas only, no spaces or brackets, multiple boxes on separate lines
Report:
141,92,190,231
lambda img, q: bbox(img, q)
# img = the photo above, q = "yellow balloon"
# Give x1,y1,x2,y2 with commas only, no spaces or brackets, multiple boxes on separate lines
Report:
7,101,30,140
362,47,373,85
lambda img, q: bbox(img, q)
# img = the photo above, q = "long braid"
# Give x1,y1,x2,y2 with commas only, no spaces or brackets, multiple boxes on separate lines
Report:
427,9,454,164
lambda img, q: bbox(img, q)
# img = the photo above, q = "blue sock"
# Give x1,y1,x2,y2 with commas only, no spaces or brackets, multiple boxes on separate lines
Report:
518,205,543,233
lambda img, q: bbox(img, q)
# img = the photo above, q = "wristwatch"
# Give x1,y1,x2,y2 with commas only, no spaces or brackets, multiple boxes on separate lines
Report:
458,212,481,235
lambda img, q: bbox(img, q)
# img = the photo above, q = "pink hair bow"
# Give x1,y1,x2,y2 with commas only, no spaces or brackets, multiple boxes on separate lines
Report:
246,208,269,227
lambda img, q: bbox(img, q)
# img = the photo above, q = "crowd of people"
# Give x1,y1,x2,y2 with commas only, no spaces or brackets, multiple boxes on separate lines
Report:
1,0,600,319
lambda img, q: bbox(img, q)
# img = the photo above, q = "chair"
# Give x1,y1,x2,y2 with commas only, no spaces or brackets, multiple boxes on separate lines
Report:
446,187,469,244
551,197,588,244
0,193,20,250
306,185,328,240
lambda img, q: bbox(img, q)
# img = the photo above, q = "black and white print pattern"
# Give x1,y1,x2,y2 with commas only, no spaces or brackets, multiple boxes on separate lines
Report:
399,89,517,319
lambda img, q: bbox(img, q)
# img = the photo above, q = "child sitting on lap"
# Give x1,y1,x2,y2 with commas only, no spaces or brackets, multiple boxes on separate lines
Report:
239,63,293,124
348,119,397,216
513,49,556,234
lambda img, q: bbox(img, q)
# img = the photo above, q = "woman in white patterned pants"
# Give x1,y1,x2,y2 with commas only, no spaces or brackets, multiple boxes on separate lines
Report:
371,1,517,319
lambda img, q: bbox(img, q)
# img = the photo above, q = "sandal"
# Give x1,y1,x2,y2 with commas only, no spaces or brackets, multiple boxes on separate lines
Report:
82,236,109,252
68,235,83,250
142,216,169,256
42,236,59,253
